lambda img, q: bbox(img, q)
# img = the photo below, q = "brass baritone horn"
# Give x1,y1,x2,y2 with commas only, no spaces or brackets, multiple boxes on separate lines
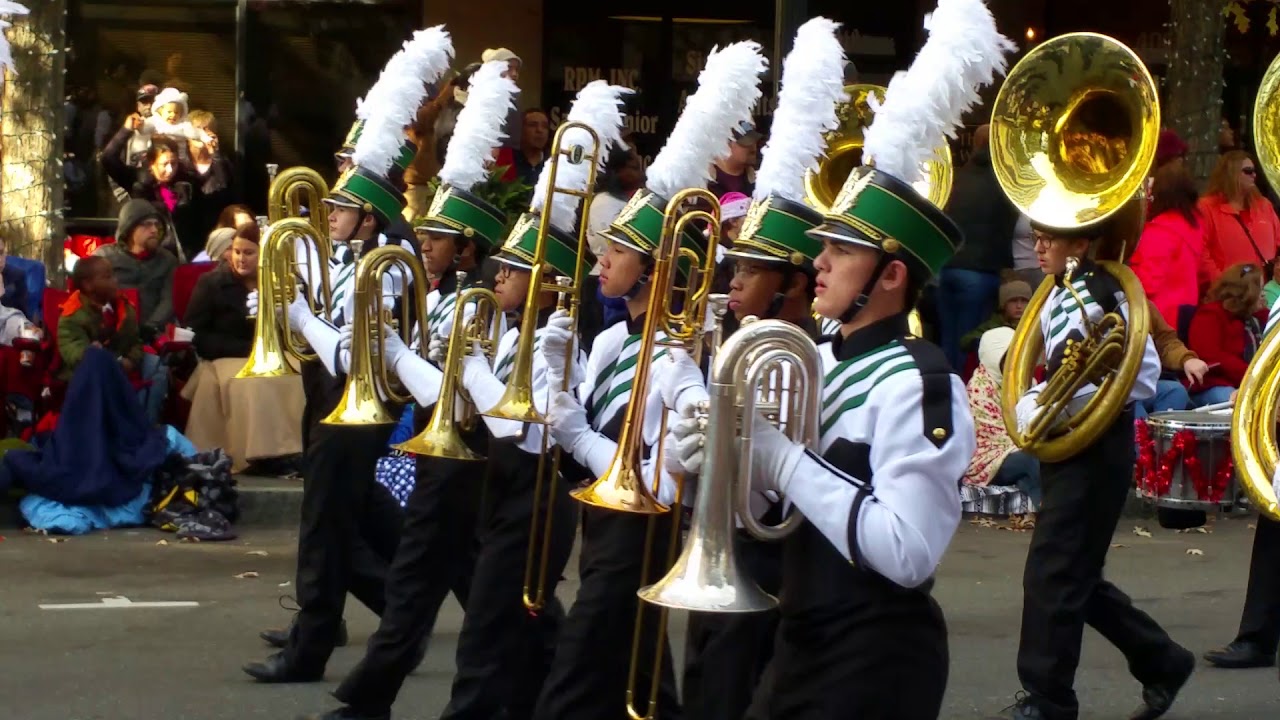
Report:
638,316,821,613
394,273,504,460
267,166,330,241
235,217,334,379
321,245,432,426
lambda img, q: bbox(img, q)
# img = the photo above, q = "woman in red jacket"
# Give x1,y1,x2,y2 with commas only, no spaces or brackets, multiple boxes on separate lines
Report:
1185,262,1268,406
1130,163,1208,327
1199,151,1280,286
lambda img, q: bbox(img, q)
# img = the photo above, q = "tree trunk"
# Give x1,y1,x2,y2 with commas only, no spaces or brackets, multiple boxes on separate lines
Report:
0,0,67,277
1165,0,1230,183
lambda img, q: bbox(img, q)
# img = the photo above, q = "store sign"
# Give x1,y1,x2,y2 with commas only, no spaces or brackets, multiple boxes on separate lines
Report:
551,65,662,163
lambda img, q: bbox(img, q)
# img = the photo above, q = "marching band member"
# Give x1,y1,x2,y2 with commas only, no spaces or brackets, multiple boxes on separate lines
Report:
321,59,517,720
666,1,1006,715
243,27,453,686
530,41,768,720
429,80,631,720
678,19,847,720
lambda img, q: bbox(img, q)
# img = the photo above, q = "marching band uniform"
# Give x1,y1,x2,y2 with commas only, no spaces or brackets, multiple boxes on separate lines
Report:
243,129,423,685
679,20,847,719
1004,234,1192,720
327,60,518,720
1203,301,1280,673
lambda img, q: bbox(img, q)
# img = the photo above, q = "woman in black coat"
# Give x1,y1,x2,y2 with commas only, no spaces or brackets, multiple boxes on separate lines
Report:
186,235,256,360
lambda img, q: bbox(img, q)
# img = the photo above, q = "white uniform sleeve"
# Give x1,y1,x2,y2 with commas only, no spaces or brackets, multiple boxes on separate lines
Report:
391,351,444,407
299,317,342,378
1122,295,1160,405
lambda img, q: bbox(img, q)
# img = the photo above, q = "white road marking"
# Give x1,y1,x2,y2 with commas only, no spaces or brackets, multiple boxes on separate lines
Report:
39,595,199,610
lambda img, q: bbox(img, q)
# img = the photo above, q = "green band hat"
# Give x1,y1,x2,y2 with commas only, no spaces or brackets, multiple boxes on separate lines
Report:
415,184,508,252
806,166,963,282
599,188,709,282
324,164,405,227
724,195,824,269
336,120,363,160
495,212,596,280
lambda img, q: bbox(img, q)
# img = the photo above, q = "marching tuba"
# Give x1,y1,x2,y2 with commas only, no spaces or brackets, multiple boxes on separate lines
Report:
321,245,432,426
1229,51,1280,522
392,274,504,460
637,313,821,613
992,32,1159,463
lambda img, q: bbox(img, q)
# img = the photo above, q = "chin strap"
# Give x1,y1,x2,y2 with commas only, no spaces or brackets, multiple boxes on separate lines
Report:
838,251,893,325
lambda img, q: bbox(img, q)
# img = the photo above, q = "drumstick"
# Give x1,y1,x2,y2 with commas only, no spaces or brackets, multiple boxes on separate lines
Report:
1198,400,1233,413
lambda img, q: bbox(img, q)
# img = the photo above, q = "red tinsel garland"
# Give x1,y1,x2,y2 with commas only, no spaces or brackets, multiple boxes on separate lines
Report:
1134,420,1234,503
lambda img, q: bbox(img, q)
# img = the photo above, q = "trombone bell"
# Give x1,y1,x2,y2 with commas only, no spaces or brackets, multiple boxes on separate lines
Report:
570,453,669,514
323,372,401,426
482,382,545,424
392,419,483,461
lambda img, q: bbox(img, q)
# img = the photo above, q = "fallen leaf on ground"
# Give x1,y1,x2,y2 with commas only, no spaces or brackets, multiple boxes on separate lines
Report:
278,581,292,588
246,550,269,556
1248,524,1257,530
1186,548,1204,556
234,571,260,579
970,518,999,528
1110,543,1128,549
46,537,66,544
181,537,201,543
1176,527,1209,534
1133,527,1153,538
156,539,169,546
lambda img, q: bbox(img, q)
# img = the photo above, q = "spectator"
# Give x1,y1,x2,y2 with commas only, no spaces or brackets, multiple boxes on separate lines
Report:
482,47,523,146
215,203,257,232
718,192,749,248
1266,263,1280,308
708,120,758,198
0,236,30,323
94,199,179,331
586,141,645,274
1199,150,1280,284
1130,162,1208,326
1009,214,1042,289
1186,262,1269,407
432,63,480,171
1154,129,1188,175
194,227,235,265
960,279,1030,355
57,256,167,423
962,326,1042,509
936,124,1020,370
1135,296,1208,419
100,134,201,262
512,108,549,185
186,110,237,242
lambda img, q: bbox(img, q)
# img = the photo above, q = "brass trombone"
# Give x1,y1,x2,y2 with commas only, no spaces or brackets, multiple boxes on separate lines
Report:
267,166,331,240
321,245,432,426
235,217,334,379
393,273,504,459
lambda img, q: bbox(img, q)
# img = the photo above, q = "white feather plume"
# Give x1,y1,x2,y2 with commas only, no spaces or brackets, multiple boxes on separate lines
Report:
0,2,30,75
754,18,848,203
438,60,519,191
352,26,454,177
531,81,633,233
862,0,1015,186
646,40,767,199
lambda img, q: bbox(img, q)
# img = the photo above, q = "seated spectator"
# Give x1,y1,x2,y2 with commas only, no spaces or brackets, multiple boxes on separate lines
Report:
1130,162,1208,325
960,279,1030,354
193,227,236,265
181,232,302,472
215,203,257,234
0,235,31,323
94,199,179,334
962,326,1042,509
1186,262,1268,407
58,256,168,423
1137,296,1208,419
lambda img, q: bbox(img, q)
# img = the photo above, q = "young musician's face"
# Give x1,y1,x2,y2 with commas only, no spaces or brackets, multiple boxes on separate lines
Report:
728,259,785,320
597,241,647,298
329,206,360,242
1033,230,1090,275
420,231,460,275
812,240,882,319
494,264,531,312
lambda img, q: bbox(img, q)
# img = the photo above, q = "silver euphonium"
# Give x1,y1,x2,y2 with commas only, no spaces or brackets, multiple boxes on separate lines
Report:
637,313,823,613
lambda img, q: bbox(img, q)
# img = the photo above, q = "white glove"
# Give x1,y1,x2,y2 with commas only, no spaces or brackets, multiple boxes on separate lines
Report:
286,287,314,334
664,401,707,475
547,390,616,477
1272,465,1280,500
652,348,708,416
748,415,808,496
541,309,574,380
1015,392,1040,435
382,324,411,371
427,333,447,365
336,324,354,374
246,289,259,316
459,341,490,389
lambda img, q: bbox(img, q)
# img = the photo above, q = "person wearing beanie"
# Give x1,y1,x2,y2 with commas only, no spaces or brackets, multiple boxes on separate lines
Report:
196,227,236,264
718,191,750,246
962,325,1042,510
959,278,1031,354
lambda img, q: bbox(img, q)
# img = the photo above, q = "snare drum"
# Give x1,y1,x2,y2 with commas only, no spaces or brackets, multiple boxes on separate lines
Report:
1136,411,1240,511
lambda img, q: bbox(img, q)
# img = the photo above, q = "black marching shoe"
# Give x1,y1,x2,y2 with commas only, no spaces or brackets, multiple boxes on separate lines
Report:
1203,640,1277,669
1128,645,1195,720
261,618,349,649
296,708,390,720
990,692,1047,719
242,651,323,684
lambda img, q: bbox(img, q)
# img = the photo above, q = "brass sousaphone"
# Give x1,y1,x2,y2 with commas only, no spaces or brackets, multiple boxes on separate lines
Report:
1230,52,1280,522
993,33,1159,463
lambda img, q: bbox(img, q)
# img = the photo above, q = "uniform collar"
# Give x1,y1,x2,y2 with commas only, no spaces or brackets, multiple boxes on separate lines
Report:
436,270,460,296
829,312,909,361
1054,258,1096,286
626,312,647,335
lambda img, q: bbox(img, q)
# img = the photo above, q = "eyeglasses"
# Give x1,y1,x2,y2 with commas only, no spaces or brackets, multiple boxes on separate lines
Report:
1242,166,1257,176
1032,231,1056,248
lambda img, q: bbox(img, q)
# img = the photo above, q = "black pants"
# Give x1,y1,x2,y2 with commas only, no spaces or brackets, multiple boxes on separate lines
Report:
1233,515,1280,651
683,530,782,720
333,424,484,713
1016,409,1181,718
532,507,683,720
283,421,404,673
440,445,579,720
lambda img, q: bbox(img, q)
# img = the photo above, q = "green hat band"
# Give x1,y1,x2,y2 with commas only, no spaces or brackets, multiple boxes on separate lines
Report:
420,185,508,250
815,167,962,279
499,213,595,279
331,166,405,225
391,140,416,175
732,195,823,266
602,188,707,280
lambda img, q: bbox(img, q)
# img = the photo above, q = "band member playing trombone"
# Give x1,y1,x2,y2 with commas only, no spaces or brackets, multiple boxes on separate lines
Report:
678,19,847,720
530,41,768,720
243,27,453,686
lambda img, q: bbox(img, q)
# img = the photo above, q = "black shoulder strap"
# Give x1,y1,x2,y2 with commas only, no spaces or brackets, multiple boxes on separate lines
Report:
1082,267,1121,317
900,339,955,450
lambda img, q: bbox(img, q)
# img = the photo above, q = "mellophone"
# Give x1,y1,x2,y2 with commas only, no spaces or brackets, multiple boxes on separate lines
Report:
1135,401,1250,513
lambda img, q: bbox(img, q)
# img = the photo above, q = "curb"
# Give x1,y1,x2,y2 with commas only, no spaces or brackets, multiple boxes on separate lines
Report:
237,475,303,528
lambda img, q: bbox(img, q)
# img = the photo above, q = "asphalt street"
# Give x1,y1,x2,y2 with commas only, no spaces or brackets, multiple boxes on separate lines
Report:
1,515,1278,719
